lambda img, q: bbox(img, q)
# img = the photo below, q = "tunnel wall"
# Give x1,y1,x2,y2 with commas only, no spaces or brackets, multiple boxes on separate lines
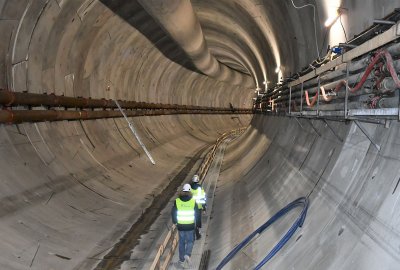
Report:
1,0,400,269
318,0,400,55
340,0,399,40
207,115,400,269
0,113,251,270
0,0,253,107
0,1,254,269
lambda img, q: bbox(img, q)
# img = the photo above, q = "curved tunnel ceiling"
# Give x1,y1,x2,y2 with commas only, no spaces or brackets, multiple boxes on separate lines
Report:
1,0,400,269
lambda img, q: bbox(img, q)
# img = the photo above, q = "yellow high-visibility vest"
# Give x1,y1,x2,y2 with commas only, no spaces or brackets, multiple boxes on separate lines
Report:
192,187,206,209
176,198,196,225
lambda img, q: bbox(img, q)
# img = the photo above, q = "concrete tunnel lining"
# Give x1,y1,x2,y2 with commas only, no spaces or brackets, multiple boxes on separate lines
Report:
207,115,400,269
1,0,400,269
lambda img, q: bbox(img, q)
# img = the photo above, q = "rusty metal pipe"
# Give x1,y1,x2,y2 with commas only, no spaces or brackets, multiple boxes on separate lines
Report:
0,90,249,112
0,90,116,108
0,109,253,124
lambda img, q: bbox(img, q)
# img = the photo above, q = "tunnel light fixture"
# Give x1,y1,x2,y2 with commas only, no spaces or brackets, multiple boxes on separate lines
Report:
263,80,269,91
324,10,340,27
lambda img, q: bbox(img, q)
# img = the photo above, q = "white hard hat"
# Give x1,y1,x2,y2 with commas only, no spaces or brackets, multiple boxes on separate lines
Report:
182,183,191,192
192,175,199,183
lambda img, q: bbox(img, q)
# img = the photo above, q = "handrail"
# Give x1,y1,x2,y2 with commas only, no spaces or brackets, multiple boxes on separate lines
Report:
288,21,400,88
303,49,400,108
148,127,247,269
253,19,400,121
149,225,178,270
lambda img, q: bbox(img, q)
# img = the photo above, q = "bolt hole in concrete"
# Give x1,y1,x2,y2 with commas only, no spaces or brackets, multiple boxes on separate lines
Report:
338,226,345,236
223,208,302,269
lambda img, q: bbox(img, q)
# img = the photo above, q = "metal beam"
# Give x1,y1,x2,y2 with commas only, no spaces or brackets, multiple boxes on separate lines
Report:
348,108,398,116
289,21,400,87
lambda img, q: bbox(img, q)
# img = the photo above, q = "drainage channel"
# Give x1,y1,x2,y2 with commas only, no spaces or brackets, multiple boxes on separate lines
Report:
93,145,209,270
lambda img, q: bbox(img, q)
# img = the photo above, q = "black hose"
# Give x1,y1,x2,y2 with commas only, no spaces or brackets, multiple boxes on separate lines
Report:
216,197,309,269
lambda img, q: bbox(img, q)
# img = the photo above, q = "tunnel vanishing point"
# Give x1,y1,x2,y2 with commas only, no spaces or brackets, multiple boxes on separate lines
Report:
1,0,400,269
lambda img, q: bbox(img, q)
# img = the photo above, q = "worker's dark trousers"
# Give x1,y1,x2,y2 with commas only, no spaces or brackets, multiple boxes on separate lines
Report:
195,227,201,239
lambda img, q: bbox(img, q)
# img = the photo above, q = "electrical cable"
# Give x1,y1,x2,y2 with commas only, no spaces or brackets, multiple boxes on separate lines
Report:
216,197,309,270
319,28,329,56
303,49,400,108
339,15,348,42
314,51,332,65
304,86,333,107
290,0,320,59
342,49,400,92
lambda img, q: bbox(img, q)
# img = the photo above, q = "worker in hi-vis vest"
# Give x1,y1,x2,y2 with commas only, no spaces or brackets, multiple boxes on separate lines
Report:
190,174,206,240
190,174,207,210
171,183,201,268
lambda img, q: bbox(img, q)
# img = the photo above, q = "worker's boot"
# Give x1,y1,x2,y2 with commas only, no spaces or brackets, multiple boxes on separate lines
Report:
184,255,192,268
195,227,202,240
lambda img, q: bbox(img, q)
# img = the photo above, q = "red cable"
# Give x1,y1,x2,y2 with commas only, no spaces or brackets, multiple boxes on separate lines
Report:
304,89,318,107
304,87,333,108
382,50,400,88
304,50,400,108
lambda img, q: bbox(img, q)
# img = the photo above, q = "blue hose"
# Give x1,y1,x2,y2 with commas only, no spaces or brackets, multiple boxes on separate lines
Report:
216,197,309,270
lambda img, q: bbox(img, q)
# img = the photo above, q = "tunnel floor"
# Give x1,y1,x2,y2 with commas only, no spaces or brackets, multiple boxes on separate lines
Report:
94,145,208,270
124,132,234,269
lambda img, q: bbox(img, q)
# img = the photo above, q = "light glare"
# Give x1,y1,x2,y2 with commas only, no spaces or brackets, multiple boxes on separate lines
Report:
324,11,340,27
